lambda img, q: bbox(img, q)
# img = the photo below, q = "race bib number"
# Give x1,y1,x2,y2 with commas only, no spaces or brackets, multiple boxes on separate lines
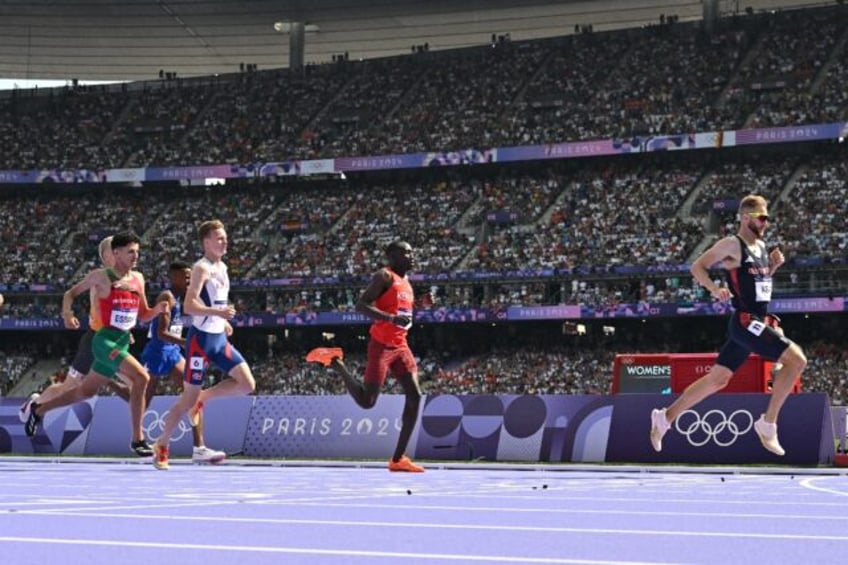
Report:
395,309,413,331
189,356,205,371
746,319,766,337
167,323,184,337
755,280,772,302
110,308,137,331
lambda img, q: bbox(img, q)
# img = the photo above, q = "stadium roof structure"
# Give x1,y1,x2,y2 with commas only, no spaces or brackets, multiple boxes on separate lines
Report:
0,0,832,82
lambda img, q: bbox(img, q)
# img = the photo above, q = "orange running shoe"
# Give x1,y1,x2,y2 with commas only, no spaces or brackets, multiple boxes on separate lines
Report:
305,347,344,367
189,401,204,427
388,455,424,473
152,443,170,471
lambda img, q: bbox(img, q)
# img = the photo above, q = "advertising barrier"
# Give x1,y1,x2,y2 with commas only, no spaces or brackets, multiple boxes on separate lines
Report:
415,394,612,463
606,393,833,466
0,397,96,455
0,393,834,466
84,396,252,457
1,121,845,185
243,395,415,459
1,295,845,330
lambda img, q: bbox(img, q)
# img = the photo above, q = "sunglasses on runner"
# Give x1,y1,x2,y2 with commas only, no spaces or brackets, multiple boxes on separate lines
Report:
747,212,772,223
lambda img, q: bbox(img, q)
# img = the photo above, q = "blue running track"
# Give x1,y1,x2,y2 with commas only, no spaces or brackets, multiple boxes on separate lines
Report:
1,458,847,564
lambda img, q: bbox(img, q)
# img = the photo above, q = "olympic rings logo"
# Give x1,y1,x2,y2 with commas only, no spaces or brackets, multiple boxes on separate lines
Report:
674,409,754,447
142,409,192,442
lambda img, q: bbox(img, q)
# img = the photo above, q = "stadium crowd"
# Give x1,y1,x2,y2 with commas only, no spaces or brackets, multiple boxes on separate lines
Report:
1,149,846,296
0,350,37,396
0,7,845,171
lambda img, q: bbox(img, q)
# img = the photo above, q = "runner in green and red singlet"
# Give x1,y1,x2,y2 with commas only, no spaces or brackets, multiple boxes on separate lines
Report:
25,232,168,457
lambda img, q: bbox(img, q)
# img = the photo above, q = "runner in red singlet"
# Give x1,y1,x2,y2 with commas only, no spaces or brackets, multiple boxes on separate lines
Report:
307,241,424,472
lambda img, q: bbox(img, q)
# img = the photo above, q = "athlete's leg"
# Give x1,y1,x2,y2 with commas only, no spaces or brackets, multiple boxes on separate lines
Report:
664,364,735,422
156,382,201,448
763,342,806,424
166,358,204,447
143,373,159,411
186,330,254,407
650,334,744,453
650,363,736,452
151,380,196,467
393,371,422,462
35,330,96,404
331,357,380,409
169,359,186,393
740,319,799,455
115,356,151,445
25,371,110,436
36,371,109,415
34,373,82,405
196,362,255,405
106,379,131,402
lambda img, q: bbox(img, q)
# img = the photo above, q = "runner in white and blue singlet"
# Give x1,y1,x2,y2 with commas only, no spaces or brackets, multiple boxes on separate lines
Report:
141,260,225,463
184,255,246,379
151,220,255,470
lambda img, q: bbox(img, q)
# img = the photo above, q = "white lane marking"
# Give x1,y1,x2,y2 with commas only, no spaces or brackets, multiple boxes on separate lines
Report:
252,500,848,521
799,477,848,497
7,511,848,541
0,537,674,565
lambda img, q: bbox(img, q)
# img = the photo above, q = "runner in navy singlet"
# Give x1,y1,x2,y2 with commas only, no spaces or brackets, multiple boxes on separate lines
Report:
649,195,807,456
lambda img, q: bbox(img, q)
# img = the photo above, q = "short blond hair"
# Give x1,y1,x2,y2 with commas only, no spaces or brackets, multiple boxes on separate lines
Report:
98,236,113,263
198,219,225,241
739,194,767,215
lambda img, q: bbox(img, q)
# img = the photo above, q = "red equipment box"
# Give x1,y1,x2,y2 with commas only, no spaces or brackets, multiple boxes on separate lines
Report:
611,353,802,394
670,353,801,394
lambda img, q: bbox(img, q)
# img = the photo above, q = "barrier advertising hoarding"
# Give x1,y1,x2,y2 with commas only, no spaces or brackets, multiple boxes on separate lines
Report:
0,393,834,466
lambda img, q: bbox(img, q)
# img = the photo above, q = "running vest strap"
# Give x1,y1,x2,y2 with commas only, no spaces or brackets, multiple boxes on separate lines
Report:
726,235,772,317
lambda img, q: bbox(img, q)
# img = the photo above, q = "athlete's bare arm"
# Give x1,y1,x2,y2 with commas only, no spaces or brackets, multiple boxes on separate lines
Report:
61,269,108,329
690,236,740,300
135,272,167,323
355,268,399,323
154,290,184,346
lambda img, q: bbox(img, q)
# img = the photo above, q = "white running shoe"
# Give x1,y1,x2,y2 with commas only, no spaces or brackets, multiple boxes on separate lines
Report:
754,415,785,456
18,393,40,424
650,408,670,452
192,446,226,464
